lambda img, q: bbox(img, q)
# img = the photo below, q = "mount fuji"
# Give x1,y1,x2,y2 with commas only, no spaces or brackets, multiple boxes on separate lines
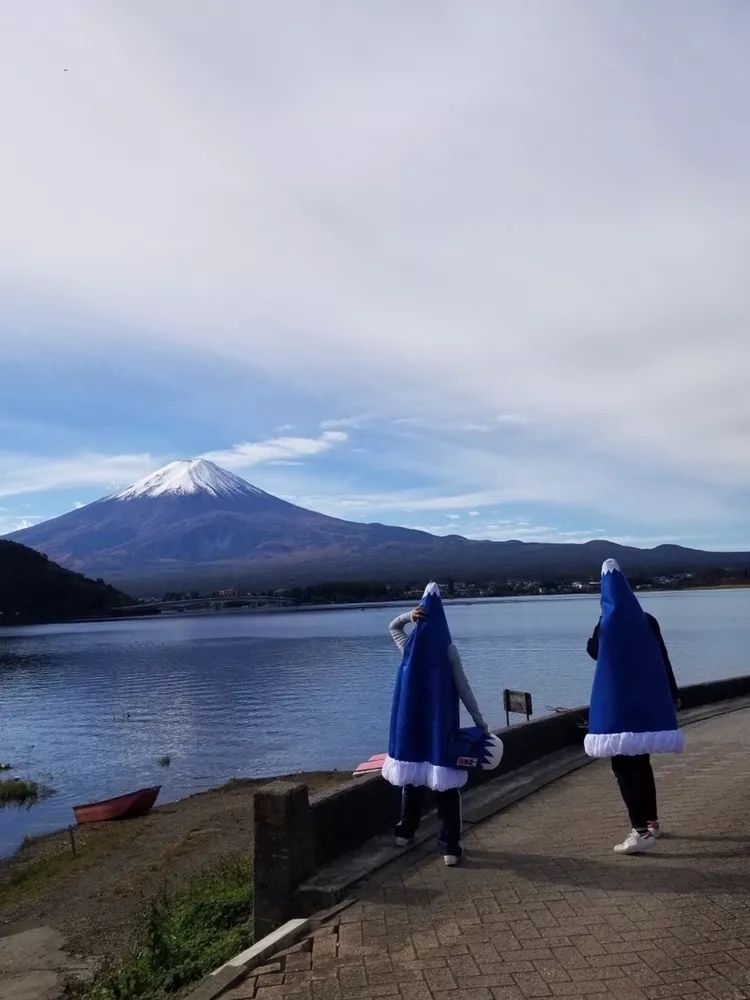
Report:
7,459,750,593
8,459,472,589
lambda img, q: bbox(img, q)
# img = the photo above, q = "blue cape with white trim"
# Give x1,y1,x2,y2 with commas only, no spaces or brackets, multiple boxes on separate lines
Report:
382,583,504,789
584,559,684,758
382,582,466,790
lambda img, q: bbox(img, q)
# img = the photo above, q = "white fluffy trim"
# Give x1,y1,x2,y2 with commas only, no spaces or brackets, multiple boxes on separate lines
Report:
584,729,685,758
381,756,468,791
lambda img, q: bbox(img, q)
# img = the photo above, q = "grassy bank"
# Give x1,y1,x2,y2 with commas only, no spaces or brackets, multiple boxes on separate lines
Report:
2,822,140,908
1,771,345,992
73,855,253,1000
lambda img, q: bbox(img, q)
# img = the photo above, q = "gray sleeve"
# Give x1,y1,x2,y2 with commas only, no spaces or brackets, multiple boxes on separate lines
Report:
448,644,486,728
388,612,414,652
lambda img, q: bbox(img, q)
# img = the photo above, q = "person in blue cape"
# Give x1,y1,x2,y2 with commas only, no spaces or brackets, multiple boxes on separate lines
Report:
381,582,490,866
584,559,684,854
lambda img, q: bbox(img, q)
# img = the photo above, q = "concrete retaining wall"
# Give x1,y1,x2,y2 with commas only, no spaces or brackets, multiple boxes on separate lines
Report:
678,673,750,710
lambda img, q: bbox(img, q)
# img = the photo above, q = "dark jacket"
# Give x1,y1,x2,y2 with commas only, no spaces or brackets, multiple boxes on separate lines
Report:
586,612,679,703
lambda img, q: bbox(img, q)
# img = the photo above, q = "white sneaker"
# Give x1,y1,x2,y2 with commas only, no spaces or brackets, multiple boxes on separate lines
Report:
614,829,656,854
395,837,413,848
443,854,460,867
647,821,662,839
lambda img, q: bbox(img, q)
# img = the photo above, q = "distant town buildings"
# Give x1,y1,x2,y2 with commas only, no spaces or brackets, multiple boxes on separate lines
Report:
138,569,726,614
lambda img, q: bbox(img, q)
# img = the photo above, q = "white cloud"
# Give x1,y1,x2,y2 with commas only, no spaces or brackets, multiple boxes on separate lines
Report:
202,431,347,469
320,416,370,430
394,418,492,434
409,520,609,545
0,513,46,535
271,423,734,526
0,452,158,499
1,2,749,530
496,414,529,427
0,432,348,501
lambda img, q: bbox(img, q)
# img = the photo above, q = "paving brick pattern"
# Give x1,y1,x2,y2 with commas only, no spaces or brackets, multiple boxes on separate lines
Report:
229,709,750,1000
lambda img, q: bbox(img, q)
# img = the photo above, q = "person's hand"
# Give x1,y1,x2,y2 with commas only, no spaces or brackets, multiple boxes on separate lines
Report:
674,698,682,711
481,724,490,736
411,606,427,622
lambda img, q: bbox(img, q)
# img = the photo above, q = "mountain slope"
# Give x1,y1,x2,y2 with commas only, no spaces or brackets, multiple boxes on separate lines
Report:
0,540,131,624
7,459,750,593
8,460,445,573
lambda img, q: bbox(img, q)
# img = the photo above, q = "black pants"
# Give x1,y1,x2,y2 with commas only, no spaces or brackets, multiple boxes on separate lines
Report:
611,754,658,831
395,785,462,856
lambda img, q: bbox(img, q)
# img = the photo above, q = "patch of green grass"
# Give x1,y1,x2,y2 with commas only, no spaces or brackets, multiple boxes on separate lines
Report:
0,778,39,805
157,756,171,768
4,848,80,902
0,778,56,809
75,855,253,1000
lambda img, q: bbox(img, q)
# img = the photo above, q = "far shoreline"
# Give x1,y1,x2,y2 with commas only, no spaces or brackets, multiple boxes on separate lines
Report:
33,580,750,629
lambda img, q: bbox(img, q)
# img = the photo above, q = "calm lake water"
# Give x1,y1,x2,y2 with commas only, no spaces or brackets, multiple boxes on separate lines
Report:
1,589,748,856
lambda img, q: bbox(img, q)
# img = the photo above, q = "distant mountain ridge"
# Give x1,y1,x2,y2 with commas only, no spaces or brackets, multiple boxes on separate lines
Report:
6,459,750,595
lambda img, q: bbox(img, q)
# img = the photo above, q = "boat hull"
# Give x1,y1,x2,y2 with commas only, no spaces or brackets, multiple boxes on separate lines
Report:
73,785,161,824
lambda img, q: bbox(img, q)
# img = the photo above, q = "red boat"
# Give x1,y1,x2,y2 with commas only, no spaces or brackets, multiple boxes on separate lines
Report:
73,785,161,825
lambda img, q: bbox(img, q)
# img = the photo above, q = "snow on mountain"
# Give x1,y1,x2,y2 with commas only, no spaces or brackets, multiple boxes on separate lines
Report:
114,459,266,500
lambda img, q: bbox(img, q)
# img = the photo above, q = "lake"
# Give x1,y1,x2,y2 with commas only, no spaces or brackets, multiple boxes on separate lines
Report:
1,588,748,856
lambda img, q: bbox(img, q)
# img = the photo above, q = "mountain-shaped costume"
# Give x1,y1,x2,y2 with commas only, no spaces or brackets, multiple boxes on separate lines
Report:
585,559,684,758
382,582,501,864
382,583,502,790
584,559,683,853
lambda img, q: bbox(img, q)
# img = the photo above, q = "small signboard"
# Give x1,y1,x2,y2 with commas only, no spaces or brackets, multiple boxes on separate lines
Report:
503,688,533,727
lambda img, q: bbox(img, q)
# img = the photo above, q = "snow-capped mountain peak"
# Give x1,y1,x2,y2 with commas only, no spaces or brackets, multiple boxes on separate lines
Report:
113,459,266,501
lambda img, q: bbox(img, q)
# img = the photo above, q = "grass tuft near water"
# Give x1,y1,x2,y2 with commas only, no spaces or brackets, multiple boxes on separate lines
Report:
72,854,253,1000
0,778,40,805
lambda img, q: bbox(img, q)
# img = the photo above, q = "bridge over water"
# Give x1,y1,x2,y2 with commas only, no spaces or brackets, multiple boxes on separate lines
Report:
117,595,298,613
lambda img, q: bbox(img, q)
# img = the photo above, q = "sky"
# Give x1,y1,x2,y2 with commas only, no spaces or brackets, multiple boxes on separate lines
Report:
0,1,749,550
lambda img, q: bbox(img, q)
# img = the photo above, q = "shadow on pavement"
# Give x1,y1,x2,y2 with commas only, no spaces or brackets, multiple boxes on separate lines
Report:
456,847,750,894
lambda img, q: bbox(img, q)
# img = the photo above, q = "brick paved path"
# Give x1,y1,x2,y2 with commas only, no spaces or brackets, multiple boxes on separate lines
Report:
233,708,750,1000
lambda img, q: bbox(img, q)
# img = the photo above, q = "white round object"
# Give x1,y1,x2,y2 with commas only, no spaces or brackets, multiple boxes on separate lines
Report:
481,734,504,771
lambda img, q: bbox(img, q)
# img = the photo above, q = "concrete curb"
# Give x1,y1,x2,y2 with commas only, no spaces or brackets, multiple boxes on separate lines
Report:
184,901,357,1000
184,919,311,1000
212,917,310,976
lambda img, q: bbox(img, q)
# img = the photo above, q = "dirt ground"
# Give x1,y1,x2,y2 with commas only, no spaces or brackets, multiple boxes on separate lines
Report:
0,772,347,964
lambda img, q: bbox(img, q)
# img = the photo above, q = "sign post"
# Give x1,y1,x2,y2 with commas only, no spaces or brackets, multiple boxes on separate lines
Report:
503,688,533,728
